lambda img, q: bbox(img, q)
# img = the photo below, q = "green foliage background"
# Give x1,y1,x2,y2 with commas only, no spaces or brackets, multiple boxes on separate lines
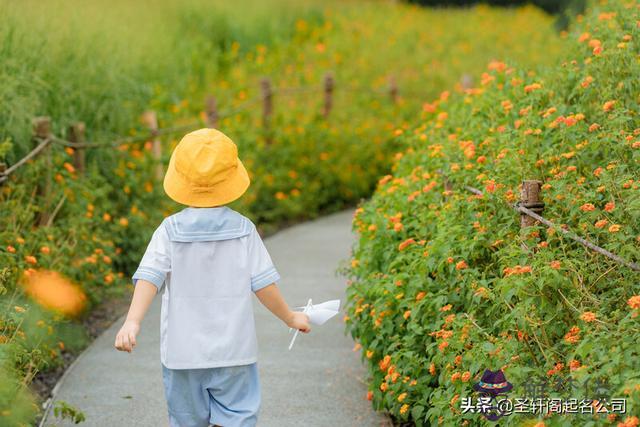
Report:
0,0,566,425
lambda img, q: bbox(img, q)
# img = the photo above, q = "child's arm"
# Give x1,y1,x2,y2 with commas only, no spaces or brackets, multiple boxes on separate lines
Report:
114,279,157,352
255,283,310,332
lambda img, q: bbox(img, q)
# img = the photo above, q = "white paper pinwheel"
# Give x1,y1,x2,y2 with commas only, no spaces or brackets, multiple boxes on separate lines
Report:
288,299,341,350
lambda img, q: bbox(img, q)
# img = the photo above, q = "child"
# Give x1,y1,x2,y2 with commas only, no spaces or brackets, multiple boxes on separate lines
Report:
114,128,311,427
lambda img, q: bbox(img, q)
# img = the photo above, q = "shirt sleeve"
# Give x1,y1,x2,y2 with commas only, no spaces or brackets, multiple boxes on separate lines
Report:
132,221,171,292
247,226,280,293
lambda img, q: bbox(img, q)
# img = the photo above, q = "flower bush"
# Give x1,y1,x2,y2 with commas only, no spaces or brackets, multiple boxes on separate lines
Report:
345,0,640,425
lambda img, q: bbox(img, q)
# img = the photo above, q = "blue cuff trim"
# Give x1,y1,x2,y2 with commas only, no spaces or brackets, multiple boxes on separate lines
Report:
132,267,165,290
251,266,280,292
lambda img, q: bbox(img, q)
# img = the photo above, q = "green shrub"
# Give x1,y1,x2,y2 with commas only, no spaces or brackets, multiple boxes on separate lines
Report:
345,0,640,425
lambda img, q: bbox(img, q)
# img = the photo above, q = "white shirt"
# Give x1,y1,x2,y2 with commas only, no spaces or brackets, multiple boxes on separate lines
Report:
132,206,280,369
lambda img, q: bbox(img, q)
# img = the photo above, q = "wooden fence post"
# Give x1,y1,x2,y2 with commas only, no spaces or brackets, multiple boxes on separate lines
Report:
260,78,273,143
142,111,163,182
0,162,6,185
205,95,218,128
323,72,334,118
443,175,453,196
461,74,474,90
520,180,544,228
389,76,398,103
32,117,52,226
68,122,86,175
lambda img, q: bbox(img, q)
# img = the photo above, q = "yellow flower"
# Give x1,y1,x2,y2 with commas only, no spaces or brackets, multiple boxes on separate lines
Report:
399,404,410,415
14,305,26,313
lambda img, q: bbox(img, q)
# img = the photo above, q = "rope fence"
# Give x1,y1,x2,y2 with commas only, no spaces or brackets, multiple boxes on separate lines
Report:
0,72,414,184
442,173,640,272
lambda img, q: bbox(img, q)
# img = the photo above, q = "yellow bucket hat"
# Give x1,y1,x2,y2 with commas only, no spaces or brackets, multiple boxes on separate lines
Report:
163,128,250,207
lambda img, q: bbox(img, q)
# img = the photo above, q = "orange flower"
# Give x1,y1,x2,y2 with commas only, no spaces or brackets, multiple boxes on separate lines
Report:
415,292,426,301
103,213,112,222
588,123,600,132
550,260,561,269
368,224,377,232
393,222,403,232
366,350,374,359
451,372,461,382
440,304,452,312
379,355,391,372
399,404,409,415
380,382,388,392
455,260,468,270
403,310,411,320
580,312,597,323
438,341,449,352
461,371,471,382
25,256,37,265
119,218,129,227
569,359,581,371
429,363,436,375
7,245,16,253
594,219,608,229
398,238,415,251
63,162,75,174
593,167,603,177
524,83,542,93
40,246,50,255
275,191,286,200
618,416,639,427
628,295,640,310
398,392,407,402
581,76,594,88
366,391,373,401
564,326,581,344
604,202,615,212
603,100,616,112
608,224,621,233
580,203,595,212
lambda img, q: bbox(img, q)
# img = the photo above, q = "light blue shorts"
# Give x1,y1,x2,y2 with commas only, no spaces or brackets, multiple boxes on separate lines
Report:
161,362,261,427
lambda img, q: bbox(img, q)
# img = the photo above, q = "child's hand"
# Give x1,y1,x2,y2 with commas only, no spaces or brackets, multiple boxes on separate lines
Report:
114,319,140,353
287,311,311,333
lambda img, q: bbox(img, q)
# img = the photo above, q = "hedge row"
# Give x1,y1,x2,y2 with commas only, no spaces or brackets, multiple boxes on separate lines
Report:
345,0,640,425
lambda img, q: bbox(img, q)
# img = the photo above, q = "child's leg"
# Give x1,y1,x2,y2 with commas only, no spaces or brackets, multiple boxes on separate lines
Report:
207,363,261,427
162,364,213,427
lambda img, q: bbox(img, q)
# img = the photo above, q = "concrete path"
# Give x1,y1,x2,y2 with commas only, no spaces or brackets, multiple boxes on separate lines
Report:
41,210,391,427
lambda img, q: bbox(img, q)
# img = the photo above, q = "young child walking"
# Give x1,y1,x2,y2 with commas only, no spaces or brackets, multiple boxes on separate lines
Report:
114,128,311,427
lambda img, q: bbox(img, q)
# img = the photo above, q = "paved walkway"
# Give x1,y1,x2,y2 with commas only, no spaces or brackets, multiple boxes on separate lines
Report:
41,210,391,427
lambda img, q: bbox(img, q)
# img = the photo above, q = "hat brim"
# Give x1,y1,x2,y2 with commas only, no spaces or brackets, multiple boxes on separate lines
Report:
163,155,250,208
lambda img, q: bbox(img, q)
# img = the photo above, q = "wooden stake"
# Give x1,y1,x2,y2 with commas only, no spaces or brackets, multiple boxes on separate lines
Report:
260,78,273,143
323,72,334,118
68,122,86,175
461,74,474,90
0,162,6,185
205,95,218,128
389,76,398,103
520,180,544,228
142,111,163,181
32,117,52,226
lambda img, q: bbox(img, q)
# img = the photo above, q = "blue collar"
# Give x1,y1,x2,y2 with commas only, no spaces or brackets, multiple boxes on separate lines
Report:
164,206,253,242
